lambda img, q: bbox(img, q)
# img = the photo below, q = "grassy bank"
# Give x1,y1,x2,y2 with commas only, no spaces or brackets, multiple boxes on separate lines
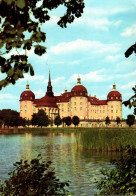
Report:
77,128,136,152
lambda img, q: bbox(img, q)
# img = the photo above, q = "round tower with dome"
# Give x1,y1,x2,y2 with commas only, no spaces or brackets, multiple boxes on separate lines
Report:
20,82,35,120
107,83,122,120
70,75,88,119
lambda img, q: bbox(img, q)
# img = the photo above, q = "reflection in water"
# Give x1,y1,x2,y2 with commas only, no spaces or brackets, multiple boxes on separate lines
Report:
0,133,115,195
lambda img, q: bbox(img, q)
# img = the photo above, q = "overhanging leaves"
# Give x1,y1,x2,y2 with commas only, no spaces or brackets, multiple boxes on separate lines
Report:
0,0,85,90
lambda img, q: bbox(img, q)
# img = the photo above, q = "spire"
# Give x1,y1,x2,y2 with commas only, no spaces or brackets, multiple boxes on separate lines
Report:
65,87,67,93
46,70,54,97
26,81,30,90
77,74,81,85
112,82,116,91
49,69,51,85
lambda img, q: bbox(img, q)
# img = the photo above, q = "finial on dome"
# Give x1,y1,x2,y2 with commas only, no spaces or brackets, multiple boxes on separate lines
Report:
77,74,81,85
113,82,116,91
65,87,67,92
26,81,29,90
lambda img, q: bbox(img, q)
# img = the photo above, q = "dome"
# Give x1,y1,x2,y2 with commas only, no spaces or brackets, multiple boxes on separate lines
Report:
107,84,122,101
20,83,35,101
71,75,88,97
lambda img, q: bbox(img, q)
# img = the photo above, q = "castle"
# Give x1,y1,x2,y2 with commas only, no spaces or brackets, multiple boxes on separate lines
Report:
20,71,122,121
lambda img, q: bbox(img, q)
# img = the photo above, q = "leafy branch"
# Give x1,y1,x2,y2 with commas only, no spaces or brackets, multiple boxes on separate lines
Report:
0,0,85,90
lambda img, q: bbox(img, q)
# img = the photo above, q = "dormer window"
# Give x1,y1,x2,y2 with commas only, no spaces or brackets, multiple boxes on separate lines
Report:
116,97,118,99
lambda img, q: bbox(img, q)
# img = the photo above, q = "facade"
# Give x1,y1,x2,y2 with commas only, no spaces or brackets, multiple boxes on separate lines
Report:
20,72,122,121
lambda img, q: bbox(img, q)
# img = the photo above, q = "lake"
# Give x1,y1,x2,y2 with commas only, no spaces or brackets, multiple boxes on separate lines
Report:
0,132,116,195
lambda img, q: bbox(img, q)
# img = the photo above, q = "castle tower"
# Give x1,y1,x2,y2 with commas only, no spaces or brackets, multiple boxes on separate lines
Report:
46,70,54,97
20,82,35,120
107,83,122,120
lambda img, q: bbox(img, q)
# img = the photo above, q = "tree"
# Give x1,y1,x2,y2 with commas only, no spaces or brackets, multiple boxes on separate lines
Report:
31,113,38,127
62,117,66,127
72,115,80,127
54,115,62,128
126,114,135,127
36,109,50,128
0,155,69,195
0,109,26,127
123,86,136,116
96,152,136,195
0,0,85,90
65,116,72,127
105,116,110,126
116,116,121,125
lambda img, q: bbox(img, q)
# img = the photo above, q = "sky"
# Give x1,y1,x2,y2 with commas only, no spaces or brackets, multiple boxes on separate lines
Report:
0,0,136,119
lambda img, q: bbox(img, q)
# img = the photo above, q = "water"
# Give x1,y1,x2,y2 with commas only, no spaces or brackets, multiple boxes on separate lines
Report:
0,132,115,195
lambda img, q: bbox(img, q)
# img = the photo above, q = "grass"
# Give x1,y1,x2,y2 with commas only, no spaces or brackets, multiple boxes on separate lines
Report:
77,128,136,152
1,127,136,152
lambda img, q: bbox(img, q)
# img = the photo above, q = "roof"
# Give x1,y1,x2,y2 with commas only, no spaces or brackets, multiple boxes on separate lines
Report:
34,95,58,108
20,90,35,101
71,84,88,97
107,90,122,101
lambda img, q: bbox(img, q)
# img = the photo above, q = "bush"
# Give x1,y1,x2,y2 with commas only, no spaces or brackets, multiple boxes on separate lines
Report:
96,151,136,195
0,155,69,196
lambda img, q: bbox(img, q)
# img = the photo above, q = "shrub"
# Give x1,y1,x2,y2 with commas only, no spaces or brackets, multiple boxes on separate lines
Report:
96,152,136,195
0,155,69,196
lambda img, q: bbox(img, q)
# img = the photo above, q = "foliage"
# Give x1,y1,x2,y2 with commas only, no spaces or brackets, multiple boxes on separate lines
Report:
62,117,66,127
78,128,136,152
0,109,26,127
31,109,50,128
72,115,80,127
96,152,136,195
116,116,121,125
105,116,110,125
54,115,62,128
0,0,84,90
0,154,69,196
123,86,136,115
126,114,135,127
65,116,72,126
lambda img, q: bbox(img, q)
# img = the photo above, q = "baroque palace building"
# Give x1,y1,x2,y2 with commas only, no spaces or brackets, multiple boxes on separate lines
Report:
20,71,122,121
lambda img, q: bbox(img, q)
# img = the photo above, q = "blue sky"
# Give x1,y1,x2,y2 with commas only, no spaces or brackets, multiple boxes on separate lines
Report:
0,0,136,118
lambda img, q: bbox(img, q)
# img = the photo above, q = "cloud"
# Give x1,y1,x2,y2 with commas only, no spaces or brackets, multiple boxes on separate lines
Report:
85,7,128,16
33,89,45,98
68,69,112,84
117,70,136,78
0,94,19,103
105,54,122,62
49,39,121,55
120,82,136,90
121,24,136,36
19,74,45,82
52,76,65,84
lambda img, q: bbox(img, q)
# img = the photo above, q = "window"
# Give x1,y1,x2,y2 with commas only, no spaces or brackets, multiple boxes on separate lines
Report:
80,97,82,100
111,97,113,99
74,107,76,111
62,104,63,106
62,108,64,112
103,110,105,113
80,107,82,111
74,102,76,105
116,97,118,99
25,110,27,113
80,102,82,105
80,92,82,95
74,97,76,100
111,110,113,113
111,105,113,108
116,110,118,113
